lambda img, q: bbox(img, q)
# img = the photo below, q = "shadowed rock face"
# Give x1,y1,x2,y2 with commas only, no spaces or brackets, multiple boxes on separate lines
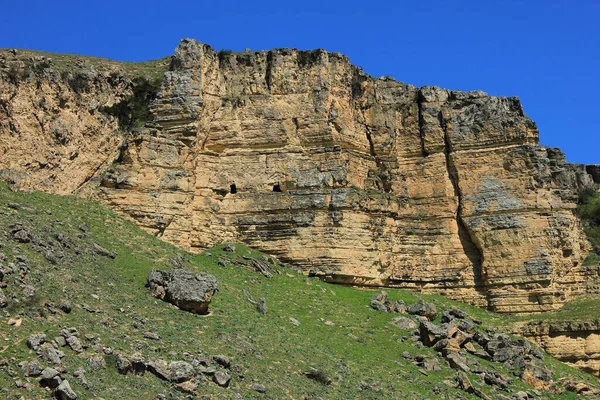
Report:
1,39,598,313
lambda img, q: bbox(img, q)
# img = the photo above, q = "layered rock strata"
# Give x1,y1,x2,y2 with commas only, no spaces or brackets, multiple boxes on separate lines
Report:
1,40,598,313
517,320,600,376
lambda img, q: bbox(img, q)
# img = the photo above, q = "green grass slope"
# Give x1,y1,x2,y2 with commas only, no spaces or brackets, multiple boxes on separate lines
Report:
0,183,596,399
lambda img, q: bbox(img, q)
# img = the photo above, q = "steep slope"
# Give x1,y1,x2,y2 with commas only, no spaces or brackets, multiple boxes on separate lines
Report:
0,183,596,399
0,40,599,315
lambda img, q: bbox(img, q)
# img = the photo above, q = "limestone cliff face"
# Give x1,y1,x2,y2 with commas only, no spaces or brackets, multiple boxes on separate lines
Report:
517,320,600,376
1,39,598,314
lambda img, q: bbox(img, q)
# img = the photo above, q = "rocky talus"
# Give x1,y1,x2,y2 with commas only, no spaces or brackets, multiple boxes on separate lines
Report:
1,40,599,314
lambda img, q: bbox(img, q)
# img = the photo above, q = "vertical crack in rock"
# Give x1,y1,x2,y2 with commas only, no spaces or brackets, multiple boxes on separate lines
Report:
359,107,392,193
417,97,429,157
265,51,273,92
440,112,487,303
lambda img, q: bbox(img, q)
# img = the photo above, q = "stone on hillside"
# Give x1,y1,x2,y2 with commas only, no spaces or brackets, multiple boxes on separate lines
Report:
390,316,416,330
116,354,132,375
213,371,231,387
13,229,30,243
88,356,106,371
446,351,470,373
222,243,235,252
407,300,437,320
92,243,115,259
419,320,447,346
20,360,43,377
40,367,61,389
371,291,388,303
59,301,72,313
168,361,195,383
66,336,83,353
147,269,218,315
212,355,231,369
55,379,77,400
0,289,6,307
27,333,46,349
42,347,64,365
370,299,388,313
251,383,267,393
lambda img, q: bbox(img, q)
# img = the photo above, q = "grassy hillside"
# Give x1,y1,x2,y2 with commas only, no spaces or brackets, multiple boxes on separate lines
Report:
0,183,596,399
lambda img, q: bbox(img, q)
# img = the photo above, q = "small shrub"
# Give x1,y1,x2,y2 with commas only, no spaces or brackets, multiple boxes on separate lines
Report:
218,49,233,63
578,187,600,260
100,76,162,129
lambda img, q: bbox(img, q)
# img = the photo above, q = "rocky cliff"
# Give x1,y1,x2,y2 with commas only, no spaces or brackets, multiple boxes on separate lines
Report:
518,320,600,376
1,39,598,314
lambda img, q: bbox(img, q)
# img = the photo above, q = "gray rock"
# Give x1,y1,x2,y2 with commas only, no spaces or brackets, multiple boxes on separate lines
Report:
213,371,231,387
21,360,43,376
146,360,170,380
40,367,61,388
222,243,235,252
419,320,447,346
92,243,115,259
407,300,437,320
59,301,72,313
168,361,195,383
66,336,83,353
212,355,231,369
446,351,470,373
251,383,267,393
115,354,131,375
55,379,77,400
0,289,7,307
27,333,46,349
148,269,218,314
390,316,416,330
88,356,106,371
13,229,30,243
370,299,388,313
42,347,64,365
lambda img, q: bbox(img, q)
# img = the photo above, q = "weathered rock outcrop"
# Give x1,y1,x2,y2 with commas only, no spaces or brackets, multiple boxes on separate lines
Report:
517,320,600,377
1,40,599,314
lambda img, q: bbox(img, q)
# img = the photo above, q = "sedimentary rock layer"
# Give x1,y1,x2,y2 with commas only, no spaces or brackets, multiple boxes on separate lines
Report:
518,320,600,376
0,40,598,313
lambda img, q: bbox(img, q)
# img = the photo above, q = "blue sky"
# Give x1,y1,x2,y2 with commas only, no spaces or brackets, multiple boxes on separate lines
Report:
2,0,598,163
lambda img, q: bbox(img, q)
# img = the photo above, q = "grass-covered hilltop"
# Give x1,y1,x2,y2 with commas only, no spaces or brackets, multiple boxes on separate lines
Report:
0,185,599,400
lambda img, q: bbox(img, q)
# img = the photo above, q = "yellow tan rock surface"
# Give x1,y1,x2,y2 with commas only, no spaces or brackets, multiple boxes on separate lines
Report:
1,40,598,315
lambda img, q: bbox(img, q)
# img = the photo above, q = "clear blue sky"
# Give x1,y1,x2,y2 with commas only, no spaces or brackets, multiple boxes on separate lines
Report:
2,0,598,163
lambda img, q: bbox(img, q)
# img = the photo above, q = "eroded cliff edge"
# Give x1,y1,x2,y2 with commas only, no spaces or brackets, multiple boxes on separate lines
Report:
1,39,599,314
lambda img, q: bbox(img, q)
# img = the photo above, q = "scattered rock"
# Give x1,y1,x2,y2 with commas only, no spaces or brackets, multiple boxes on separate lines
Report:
147,269,218,314
59,301,72,313
290,317,300,326
168,361,195,383
88,356,106,371
251,383,267,393
222,243,235,252
40,367,61,388
55,379,77,400
12,229,30,243
212,355,231,369
144,332,161,341
66,336,84,353
213,371,231,387
92,243,115,259
27,333,46,350
20,360,43,377
407,300,437,320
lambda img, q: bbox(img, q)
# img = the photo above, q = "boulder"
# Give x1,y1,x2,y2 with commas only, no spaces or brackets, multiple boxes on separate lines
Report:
55,380,77,400
147,269,218,314
407,300,437,320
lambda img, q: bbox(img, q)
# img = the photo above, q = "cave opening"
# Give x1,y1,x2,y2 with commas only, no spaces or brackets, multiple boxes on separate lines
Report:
273,184,282,192
230,184,237,194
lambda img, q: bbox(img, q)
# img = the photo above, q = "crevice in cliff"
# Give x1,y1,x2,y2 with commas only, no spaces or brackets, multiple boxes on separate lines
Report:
359,108,392,193
417,96,429,157
440,111,487,303
265,51,273,92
